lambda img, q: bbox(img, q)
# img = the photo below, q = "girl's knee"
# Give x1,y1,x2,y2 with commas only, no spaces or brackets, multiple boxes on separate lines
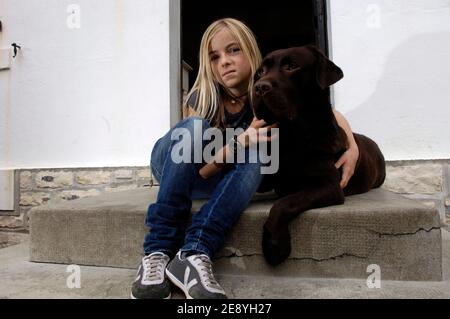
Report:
171,117,212,157
238,163,264,189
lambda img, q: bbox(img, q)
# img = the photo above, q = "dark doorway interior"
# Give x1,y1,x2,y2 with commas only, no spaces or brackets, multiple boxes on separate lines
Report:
181,0,328,87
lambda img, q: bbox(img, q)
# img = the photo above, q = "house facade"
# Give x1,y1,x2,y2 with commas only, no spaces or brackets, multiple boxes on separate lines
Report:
0,0,449,228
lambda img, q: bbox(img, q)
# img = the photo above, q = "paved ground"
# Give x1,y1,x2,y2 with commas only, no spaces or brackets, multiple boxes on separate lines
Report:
0,228,449,299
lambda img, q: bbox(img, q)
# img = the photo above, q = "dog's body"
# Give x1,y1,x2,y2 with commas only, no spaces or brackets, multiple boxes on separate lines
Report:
252,45,386,265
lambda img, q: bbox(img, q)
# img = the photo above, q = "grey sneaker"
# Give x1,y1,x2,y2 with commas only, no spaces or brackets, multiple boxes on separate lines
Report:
165,251,227,299
130,252,171,299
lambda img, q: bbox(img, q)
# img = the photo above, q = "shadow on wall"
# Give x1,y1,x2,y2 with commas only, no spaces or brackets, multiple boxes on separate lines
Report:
345,33,450,159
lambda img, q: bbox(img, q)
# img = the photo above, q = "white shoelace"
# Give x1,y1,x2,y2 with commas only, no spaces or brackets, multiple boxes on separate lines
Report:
193,255,222,290
143,253,169,282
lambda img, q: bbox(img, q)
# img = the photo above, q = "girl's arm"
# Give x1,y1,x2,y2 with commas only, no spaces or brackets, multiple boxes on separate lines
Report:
197,145,230,179
333,109,359,188
198,118,277,179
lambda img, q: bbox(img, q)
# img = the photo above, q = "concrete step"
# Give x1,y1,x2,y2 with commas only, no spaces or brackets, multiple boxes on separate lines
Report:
29,188,443,281
3,232,450,299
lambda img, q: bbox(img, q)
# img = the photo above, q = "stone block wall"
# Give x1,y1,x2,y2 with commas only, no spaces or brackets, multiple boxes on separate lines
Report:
1,159,449,233
381,160,449,223
0,167,152,232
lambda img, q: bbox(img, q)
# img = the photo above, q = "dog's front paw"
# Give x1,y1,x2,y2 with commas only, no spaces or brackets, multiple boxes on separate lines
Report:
262,222,291,266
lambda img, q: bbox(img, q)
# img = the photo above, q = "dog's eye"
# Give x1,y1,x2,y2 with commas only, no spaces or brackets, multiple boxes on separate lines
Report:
256,68,266,77
284,63,300,71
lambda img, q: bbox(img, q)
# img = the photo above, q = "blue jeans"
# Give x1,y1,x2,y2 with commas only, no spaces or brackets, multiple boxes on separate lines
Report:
144,116,263,258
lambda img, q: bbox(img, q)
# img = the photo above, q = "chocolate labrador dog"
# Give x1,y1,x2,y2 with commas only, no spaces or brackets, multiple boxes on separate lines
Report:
253,45,386,266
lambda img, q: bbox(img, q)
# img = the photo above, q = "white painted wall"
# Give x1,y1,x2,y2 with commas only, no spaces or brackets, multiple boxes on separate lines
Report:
0,0,172,169
329,0,450,160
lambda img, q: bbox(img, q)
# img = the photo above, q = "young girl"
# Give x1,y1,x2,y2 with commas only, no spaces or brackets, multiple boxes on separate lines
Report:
131,18,359,300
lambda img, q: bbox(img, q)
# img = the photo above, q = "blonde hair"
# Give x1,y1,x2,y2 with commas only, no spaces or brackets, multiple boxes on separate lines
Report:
184,18,262,128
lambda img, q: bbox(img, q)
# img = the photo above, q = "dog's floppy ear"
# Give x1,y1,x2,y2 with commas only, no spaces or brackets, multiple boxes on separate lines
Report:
305,45,344,89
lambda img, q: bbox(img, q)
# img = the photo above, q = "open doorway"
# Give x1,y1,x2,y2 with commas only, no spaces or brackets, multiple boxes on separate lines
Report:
181,0,328,90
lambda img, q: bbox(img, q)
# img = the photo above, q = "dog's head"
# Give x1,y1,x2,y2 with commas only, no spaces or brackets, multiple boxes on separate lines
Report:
252,45,343,124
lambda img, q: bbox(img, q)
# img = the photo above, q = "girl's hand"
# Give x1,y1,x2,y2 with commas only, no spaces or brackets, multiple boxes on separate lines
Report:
335,144,359,189
237,117,279,147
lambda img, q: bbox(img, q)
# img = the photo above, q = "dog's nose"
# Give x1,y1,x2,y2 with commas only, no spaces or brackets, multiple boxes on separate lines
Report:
255,81,272,96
